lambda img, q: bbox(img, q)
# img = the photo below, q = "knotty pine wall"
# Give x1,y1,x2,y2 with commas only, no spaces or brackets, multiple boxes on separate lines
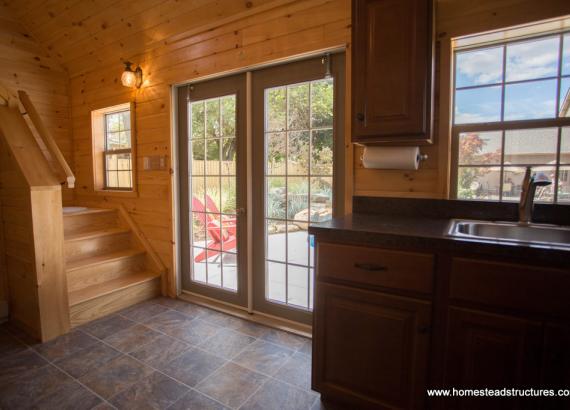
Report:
68,0,570,296
0,4,74,204
70,0,351,295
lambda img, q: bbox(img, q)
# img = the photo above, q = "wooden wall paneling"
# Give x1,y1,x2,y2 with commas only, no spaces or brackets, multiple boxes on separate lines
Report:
58,0,351,297
0,3,74,204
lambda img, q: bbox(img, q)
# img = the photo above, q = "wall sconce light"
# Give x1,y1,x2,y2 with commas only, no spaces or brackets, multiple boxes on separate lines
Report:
121,61,143,88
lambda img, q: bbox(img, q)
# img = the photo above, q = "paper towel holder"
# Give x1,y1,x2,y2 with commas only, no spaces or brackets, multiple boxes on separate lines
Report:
358,146,429,163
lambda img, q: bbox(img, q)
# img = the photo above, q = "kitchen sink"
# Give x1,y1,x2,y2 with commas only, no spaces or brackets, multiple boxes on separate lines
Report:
448,220,570,248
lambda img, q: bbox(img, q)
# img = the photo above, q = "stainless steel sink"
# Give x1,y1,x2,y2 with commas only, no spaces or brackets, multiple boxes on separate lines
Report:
448,220,570,248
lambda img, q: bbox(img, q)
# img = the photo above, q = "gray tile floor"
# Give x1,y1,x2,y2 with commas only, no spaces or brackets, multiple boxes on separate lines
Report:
0,297,327,410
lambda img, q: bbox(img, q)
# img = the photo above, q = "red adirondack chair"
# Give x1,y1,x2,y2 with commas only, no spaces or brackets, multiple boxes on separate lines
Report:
205,194,237,232
192,196,237,262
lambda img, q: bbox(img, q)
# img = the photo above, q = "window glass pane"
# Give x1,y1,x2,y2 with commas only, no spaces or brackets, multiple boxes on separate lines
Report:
504,79,557,120
560,77,570,117
266,177,286,219
205,176,221,212
506,36,559,82
120,111,131,131
503,166,555,203
191,177,205,207
267,262,286,303
221,253,237,291
458,131,502,165
266,87,286,132
288,83,310,130
206,99,220,138
287,177,309,220
220,95,235,137
191,102,205,139
311,129,333,175
192,248,207,283
220,177,236,214
455,86,501,124
221,138,236,175
118,131,131,149
311,79,334,127
562,33,570,75
456,46,503,88
287,265,309,308
191,140,205,175
504,128,557,165
106,171,118,188
457,167,501,200
206,139,220,172
266,220,286,262
106,132,121,150
287,222,308,266
288,131,309,175
117,171,132,188
116,153,131,171
267,132,286,175
191,212,207,247
310,177,333,222
558,166,570,202
561,127,570,164
106,154,118,171
206,250,222,287
106,114,119,132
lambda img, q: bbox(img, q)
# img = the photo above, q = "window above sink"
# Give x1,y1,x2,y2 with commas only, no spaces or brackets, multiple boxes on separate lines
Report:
451,21,570,204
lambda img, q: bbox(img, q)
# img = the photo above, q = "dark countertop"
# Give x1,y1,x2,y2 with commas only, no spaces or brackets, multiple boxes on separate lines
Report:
309,213,570,269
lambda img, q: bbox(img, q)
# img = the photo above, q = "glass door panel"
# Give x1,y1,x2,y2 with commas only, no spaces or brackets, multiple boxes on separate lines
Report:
190,95,238,291
264,78,334,311
179,74,247,307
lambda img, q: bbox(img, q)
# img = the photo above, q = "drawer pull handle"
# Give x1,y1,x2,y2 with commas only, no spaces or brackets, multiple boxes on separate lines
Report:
354,263,387,272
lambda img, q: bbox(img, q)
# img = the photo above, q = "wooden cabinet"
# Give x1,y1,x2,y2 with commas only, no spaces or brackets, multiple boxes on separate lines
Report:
311,238,570,409
444,308,542,390
541,324,570,391
352,0,434,144
313,282,432,409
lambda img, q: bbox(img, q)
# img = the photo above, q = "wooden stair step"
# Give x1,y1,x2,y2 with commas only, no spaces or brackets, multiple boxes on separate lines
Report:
69,271,160,307
65,227,129,242
64,208,119,236
63,208,115,217
66,248,145,272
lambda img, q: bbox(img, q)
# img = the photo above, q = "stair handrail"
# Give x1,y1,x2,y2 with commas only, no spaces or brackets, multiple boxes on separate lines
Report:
17,90,75,189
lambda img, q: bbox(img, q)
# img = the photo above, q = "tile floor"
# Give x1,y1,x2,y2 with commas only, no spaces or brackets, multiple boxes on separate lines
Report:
0,297,329,410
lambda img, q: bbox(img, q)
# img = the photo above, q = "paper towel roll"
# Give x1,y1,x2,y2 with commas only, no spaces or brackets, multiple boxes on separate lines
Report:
362,146,422,170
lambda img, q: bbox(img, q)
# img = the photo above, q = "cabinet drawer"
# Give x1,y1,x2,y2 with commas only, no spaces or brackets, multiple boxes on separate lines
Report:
450,258,570,318
317,242,434,294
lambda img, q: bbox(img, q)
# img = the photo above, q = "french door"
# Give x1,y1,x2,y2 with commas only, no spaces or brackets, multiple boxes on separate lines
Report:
179,54,344,322
179,74,248,306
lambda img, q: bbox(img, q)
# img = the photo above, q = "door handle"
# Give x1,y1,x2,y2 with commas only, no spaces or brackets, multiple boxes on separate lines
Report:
236,208,246,215
354,262,387,272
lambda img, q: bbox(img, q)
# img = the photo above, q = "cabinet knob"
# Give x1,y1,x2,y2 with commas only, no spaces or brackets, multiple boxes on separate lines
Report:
418,326,431,334
356,112,365,122
354,262,387,272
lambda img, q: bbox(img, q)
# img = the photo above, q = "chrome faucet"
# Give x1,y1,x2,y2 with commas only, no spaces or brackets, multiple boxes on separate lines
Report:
518,167,552,225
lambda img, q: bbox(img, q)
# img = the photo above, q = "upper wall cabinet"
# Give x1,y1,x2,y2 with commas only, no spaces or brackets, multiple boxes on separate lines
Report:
352,0,435,144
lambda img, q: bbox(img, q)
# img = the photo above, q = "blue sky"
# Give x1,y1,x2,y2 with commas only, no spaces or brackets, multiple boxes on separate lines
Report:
455,34,570,124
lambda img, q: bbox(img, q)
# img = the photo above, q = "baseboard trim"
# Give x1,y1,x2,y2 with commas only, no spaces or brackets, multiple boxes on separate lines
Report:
179,291,312,338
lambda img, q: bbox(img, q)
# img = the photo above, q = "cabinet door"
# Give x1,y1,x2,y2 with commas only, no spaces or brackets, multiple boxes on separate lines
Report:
444,307,542,409
313,282,431,409
352,0,434,143
542,324,570,393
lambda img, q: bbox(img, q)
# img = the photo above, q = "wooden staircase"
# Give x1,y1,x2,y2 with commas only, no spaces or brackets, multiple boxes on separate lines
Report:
63,208,162,327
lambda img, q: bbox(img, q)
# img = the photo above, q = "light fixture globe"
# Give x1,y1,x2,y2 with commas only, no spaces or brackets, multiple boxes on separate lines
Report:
121,61,143,88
